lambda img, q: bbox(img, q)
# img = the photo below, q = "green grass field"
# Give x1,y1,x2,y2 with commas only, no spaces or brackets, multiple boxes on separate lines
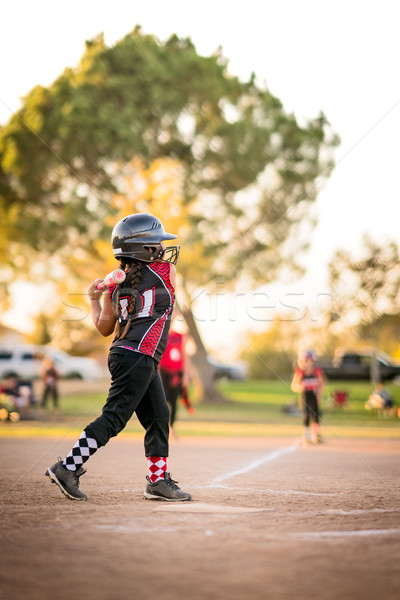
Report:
1,379,399,440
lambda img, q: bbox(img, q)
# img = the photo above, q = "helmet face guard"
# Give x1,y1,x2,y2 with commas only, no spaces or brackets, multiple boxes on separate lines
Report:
161,245,180,265
112,213,179,264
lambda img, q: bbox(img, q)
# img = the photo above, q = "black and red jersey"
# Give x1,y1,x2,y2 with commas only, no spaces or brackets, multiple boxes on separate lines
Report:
295,367,323,400
159,331,184,372
110,262,175,363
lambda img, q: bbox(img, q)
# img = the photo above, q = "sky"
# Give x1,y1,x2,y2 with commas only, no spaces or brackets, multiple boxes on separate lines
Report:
1,1,400,358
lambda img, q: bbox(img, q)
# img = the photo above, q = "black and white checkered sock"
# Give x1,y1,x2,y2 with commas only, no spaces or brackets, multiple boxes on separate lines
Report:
63,431,98,471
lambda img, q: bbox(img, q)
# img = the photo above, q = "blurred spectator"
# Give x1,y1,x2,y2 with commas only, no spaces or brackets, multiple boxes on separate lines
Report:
40,357,60,413
0,391,20,422
291,350,325,444
365,382,395,417
159,318,193,439
0,375,33,420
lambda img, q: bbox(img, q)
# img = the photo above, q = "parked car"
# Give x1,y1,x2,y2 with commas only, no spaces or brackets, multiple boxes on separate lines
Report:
208,358,247,381
318,348,400,382
0,345,105,380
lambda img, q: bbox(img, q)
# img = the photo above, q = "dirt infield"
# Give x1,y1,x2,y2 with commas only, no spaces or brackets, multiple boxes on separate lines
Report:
1,434,399,600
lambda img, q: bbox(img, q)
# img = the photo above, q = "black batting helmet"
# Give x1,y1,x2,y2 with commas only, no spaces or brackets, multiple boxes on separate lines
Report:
111,213,180,264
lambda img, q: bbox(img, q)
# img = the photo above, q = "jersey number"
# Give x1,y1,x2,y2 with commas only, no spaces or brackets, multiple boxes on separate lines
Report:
137,288,155,318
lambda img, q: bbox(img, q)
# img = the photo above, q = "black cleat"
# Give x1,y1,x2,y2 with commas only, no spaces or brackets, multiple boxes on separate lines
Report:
144,472,192,502
45,459,87,501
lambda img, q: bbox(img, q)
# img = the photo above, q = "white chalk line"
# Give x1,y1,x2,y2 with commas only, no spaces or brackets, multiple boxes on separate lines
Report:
196,484,335,496
207,444,298,486
98,483,335,498
96,524,177,534
106,488,144,493
290,528,400,540
92,520,400,540
296,507,400,516
93,524,400,539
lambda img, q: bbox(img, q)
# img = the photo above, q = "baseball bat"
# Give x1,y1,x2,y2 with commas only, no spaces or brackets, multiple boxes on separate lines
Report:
97,269,126,289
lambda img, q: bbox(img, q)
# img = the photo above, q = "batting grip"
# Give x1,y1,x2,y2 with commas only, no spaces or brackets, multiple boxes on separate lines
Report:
97,269,126,289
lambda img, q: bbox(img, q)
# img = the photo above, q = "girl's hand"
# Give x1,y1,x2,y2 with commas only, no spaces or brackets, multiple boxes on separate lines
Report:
88,279,105,301
291,377,304,394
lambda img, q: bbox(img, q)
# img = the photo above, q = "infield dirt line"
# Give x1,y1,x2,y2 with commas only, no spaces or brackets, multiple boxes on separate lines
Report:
197,484,337,496
289,528,400,540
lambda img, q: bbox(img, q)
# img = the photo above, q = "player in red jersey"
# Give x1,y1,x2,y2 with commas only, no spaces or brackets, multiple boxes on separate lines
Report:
159,319,192,439
45,214,191,502
291,350,325,444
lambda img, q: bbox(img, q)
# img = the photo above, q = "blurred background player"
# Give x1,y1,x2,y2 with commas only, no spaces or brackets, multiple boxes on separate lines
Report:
159,311,193,439
365,381,395,418
45,213,191,502
291,350,325,444
40,356,61,415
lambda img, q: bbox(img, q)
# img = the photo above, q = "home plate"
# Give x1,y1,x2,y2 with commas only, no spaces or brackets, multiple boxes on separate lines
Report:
153,502,273,514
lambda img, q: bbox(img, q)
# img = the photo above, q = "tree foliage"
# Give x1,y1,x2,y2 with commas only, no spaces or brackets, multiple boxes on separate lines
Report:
329,236,400,330
329,236,400,381
359,313,400,358
0,27,338,292
0,28,340,398
240,317,300,380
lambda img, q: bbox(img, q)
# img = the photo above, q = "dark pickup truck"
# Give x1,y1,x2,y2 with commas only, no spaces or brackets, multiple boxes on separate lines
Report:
318,349,400,382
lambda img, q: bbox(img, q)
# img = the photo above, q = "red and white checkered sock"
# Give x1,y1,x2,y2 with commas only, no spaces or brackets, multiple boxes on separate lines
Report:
147,457,167,483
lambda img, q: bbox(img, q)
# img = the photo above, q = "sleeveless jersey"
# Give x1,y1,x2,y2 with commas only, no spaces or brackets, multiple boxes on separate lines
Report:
295,367,323,400
159,331,184,372
110,262,175,363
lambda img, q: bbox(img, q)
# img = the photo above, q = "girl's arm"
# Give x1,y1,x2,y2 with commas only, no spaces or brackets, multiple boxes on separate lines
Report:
88,279,117,337
291,370,303,394
317,369,326,404
169,264,176,288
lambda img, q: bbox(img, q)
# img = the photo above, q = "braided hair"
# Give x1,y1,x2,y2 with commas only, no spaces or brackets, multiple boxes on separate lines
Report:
113,258,144,340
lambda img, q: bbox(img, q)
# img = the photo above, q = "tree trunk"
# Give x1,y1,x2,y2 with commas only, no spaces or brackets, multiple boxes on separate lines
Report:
180,285,229,404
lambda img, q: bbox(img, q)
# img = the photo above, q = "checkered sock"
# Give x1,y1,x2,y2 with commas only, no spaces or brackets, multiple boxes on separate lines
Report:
63,431,98,471
147,457,167,483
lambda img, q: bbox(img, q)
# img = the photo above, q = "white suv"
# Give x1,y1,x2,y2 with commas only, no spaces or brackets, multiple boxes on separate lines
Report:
0,345,105,380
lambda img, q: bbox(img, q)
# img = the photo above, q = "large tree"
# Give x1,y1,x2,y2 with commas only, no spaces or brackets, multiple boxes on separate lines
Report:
0,27,338,399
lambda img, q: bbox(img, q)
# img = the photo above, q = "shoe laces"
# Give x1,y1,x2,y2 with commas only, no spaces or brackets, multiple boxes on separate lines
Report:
73,468,87,486
58,458,87,486
163,472,179,490
146,473,179,489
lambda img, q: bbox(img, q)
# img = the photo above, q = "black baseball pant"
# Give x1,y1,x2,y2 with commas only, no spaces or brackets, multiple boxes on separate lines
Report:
85,349,170,457
302,391,320,427
41,384,59,409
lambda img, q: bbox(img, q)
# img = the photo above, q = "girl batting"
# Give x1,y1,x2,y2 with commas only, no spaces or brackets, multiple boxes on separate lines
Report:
45,213,192,502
